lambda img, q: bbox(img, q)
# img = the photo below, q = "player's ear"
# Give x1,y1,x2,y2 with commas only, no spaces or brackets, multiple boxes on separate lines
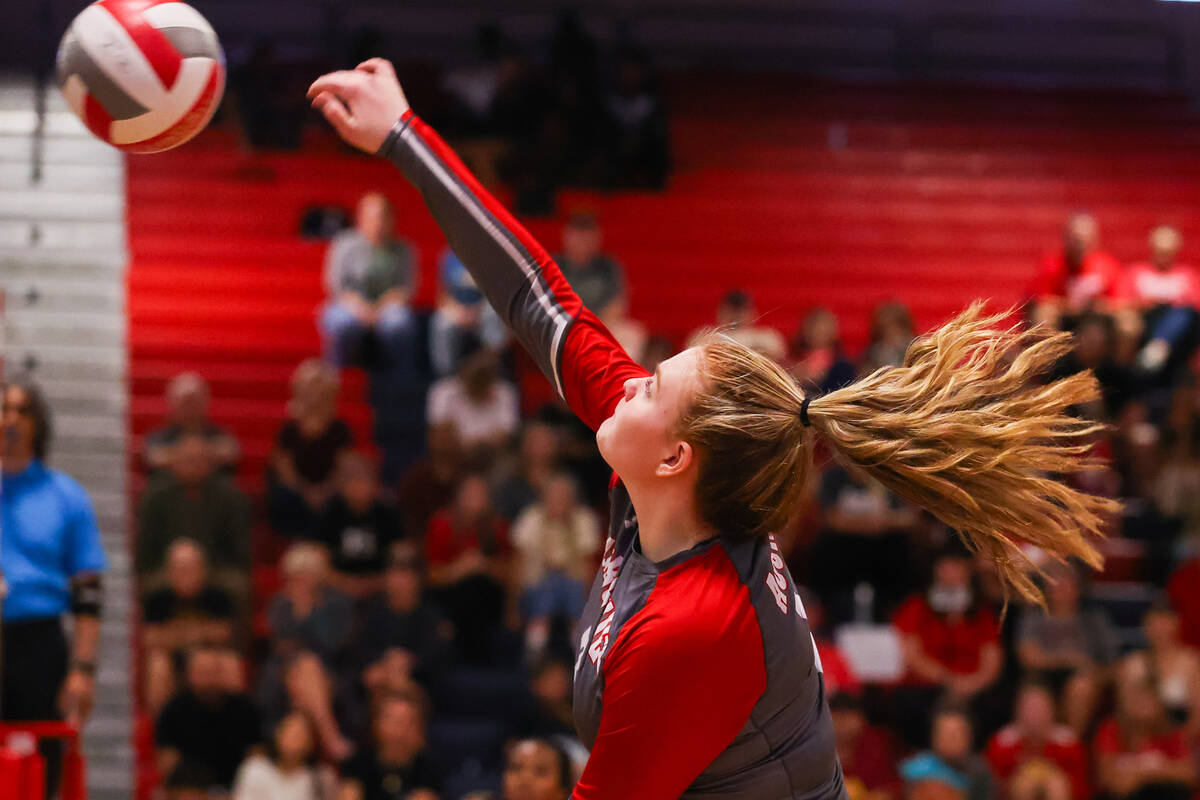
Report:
655,440,693,478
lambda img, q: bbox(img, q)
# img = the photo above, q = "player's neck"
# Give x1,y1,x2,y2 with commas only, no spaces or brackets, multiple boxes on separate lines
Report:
625,479,711,564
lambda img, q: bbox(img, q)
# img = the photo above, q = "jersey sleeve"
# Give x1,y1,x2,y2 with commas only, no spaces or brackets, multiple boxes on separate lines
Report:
572,554,767,800
382,112,648,430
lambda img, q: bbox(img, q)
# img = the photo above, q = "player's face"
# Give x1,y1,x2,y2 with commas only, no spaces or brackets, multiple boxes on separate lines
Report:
597,348,700,482
502,740,564,800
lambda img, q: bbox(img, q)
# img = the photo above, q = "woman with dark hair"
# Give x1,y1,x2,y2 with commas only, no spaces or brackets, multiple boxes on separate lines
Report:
502,738,574,800
232,711,334,800
308,61,1115,800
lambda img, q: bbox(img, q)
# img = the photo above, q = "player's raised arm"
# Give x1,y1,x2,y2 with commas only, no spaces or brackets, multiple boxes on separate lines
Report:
308,60,647,431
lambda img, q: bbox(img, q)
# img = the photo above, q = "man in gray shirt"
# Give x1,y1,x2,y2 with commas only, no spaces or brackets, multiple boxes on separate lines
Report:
319,192,417,370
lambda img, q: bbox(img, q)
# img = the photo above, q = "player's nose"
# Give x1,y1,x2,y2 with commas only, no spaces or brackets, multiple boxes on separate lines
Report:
623,378,639,401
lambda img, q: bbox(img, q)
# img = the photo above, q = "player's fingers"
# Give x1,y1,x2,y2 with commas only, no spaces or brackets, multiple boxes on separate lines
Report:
307,71,365,100
356,57,394,77
312,92,355,135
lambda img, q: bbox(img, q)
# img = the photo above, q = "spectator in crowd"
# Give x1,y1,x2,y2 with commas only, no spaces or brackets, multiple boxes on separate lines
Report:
1049,313,1135,420
602,49,670,189
1155,386,1200,537
263,544,355,676
1015,562,1117,734
267,359,355,538
830,693,901,800
441,22,506,137
429,248,509,377
339,690,442,800
1120,599,1200,740
163,760,222,800
691,289,787,362
985,682,1088,800
1167,556,1200,650
900,705,995,800
1094,670,1196,800
554,212,626,317
427,349,519,460
315,452,405,599
136,430,251,586
1116,225,1200,373
497,738,574,800
892,547,1003,746
1030,211,1122,325
357,543,453,687
516,658,577,742
425,472,513,664
397,422,465,537
257,550,359,758
790,307,857,394
1,380,106,798
232,711,335,800
143,373,239,475
809,464,920,624
493,421,560,521
156,645,262,792
142,539,237,715
862,301,915,372
512,472,601,658
320,193,418,370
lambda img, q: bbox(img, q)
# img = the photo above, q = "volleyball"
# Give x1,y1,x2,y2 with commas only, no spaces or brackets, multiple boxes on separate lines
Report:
55,0,225,153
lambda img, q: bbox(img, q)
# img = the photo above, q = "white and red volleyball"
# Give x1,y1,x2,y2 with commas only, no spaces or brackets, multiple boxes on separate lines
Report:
55,0,225,153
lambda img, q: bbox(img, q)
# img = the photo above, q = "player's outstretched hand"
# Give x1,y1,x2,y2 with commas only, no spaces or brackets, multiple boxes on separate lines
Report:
308,58,410,153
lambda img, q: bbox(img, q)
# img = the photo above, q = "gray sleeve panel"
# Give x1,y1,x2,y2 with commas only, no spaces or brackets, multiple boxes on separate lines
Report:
382,116,572,398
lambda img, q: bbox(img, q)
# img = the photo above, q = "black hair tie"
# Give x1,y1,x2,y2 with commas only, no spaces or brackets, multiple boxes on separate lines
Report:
799,395,815,427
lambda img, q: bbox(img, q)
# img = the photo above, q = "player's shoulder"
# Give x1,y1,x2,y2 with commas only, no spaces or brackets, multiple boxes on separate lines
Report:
642,544,758,641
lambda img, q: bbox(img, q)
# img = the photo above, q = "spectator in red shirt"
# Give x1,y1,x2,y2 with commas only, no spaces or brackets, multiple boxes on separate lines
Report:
425,472,512,664
831,692,901,800
1094,670,1196,800
1030,212,1122,327
985,682,1089,800
892,546,1003,746
1115,225,1200,374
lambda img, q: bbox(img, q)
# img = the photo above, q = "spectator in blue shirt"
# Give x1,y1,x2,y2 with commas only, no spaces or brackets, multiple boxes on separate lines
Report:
1,379,108,797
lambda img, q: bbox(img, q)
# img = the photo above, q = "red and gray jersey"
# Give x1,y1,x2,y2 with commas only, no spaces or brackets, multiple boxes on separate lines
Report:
384,112,845,800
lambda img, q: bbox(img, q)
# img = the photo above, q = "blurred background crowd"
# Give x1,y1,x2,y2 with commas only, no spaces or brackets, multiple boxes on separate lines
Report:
132,167,1200,800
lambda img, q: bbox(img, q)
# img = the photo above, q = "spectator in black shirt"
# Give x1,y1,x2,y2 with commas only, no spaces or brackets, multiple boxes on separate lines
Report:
142,539,236,716
357,543,453,686
143,372,239,476
316,452,404,599
268,359,355,538
339,690,442,800
156,645,263,791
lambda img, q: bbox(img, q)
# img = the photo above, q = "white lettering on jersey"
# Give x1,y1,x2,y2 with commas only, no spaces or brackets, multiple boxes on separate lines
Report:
797,592,824,673
575,625,593,678
588,538,624,664
765,535,789,615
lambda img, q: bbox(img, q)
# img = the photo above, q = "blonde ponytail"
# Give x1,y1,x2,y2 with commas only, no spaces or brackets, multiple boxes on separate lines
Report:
805,303,1118,603
684,304,1117,605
